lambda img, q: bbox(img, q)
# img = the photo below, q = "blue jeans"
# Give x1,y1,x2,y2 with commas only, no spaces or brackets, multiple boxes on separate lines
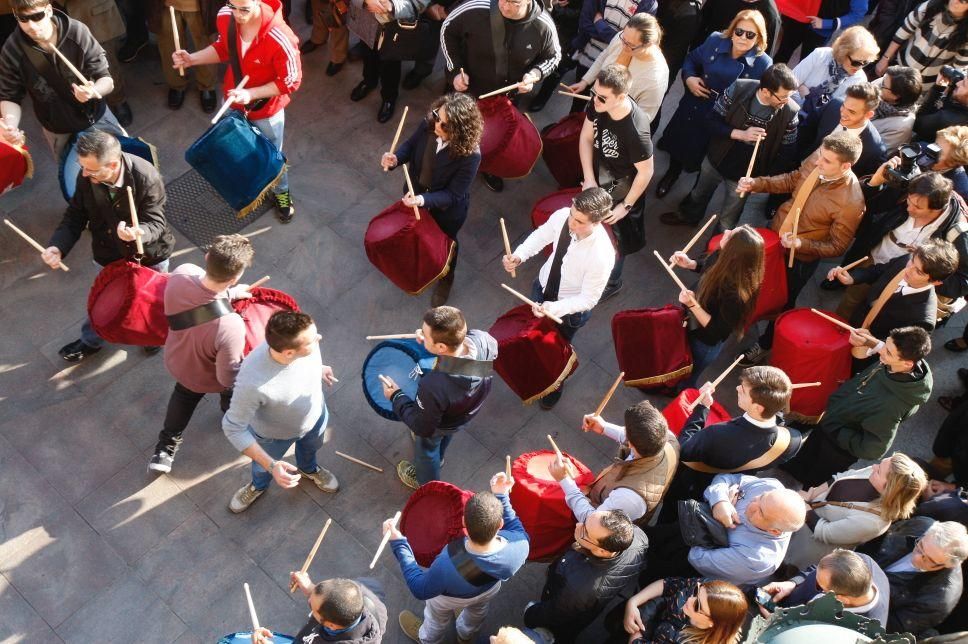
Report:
414,428,458,485
251,405,328,490
681,334,725,389
250,110,288,194
81,257,170,348
530,279,591,343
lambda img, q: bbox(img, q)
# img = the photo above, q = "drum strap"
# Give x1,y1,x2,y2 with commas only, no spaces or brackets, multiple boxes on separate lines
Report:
17,39,96,125
489,0,509,85
542,219,572,302
227,19,270,113
778,166,822,238
447,539,498,587
435,355,494,377
683,426,791,474
166,298,234,331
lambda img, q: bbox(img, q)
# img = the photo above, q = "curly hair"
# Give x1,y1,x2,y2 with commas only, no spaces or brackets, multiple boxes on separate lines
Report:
429,93,483,158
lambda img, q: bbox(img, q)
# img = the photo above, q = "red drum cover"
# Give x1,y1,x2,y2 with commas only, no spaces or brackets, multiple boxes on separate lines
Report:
489,305,578,403
530,188,617,257
232,288,300,355
478,96,542,179
87,260,171,346
541,112,584,188
612,306,693,391
510,450,594,561
400,481,474,567
707,228,787,325
0,140,32,195
364,201,456,295
771,308,852,421
662,389,732,436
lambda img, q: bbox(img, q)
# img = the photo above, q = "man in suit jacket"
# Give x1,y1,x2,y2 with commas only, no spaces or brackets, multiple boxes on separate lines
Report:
805,82,887,178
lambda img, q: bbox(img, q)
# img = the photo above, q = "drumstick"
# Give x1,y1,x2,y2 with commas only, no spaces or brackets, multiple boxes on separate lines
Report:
668,215,717,269
369,511,401,569
366,333,418,340
50,43,102,100
169,6,184,77
810,308,856,333
839,255,870,272
505,455,511,480
791,382,822,389
788,206,802,268
685,354,747,412
500,283,564,324
500,218,515,278
4,219,69,271
211,75,250,125
594,371,625,417
547,434,564,466
739,135,762,199
249,275,270,290
377,374,393,387
243,583,260,631
289,517,332,592
125,186,144,256
335,450,384,473
384,105,409,172
557,90,591,101
653,250,688,292
401,164,421,221
479,82,525,99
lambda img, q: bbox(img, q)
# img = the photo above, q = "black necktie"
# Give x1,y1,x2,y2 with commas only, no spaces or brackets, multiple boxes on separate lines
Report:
542,218,573,302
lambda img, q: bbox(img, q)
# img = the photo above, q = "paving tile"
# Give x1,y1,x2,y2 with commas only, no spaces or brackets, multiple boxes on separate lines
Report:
0,575,60,644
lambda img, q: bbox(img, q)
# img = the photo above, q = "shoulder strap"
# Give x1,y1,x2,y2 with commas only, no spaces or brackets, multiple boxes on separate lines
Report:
490,0,508,84
809,500,883,516
683,426,791,474
227,18,245,92
166,298,234,331
861,267,907,330
446,539,498,587
778,166,822,237
434,355,494,378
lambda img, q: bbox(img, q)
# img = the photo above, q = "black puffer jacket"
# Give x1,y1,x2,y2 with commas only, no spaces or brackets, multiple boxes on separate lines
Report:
292,580,388,643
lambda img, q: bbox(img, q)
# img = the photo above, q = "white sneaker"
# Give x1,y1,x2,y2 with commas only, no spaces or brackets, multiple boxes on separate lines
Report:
229,483,265,513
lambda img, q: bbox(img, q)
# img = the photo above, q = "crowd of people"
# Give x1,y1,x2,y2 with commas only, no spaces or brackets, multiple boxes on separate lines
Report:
3,0,968,642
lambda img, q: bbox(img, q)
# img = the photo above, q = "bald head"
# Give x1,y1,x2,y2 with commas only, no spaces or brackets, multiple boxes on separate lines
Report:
750,488,806,534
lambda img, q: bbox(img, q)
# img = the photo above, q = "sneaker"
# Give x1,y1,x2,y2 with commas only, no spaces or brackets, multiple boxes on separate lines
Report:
540,387,563,410
273,191,294,223
738,342,769,367
118,38,147,63
482,173,504,192
600,280,623,302
300,466,339,493
396,460,419,490
398,610,422,642
229,483,266,513
58,339,101,363
148,451,174,474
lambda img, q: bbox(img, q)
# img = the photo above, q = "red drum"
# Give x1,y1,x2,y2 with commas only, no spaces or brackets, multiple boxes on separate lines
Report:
478,96,542,179
232,287,300,355
662,389,732,436
707,228,787,325
400,481,474,567
612,306,693,392
87,260,171,346
771,308,852,422
510,450,594,561
530,187,617,257
776,0,821,23
364,201,456,295
541,112,584,188
0,140,33,195
489,304,578,404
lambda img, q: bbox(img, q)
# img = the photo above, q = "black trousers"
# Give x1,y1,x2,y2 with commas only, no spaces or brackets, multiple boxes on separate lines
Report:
155,382,232,454
774,16,828,64
780,426,857,488
362,45,402,100
933,397,968,483
760,257,820,349
640,522,699,586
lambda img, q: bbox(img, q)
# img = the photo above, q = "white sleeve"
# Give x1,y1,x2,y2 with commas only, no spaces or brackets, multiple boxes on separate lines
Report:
514,208,566,262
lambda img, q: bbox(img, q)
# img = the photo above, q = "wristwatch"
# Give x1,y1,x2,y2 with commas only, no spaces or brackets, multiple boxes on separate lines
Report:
622,202,633,211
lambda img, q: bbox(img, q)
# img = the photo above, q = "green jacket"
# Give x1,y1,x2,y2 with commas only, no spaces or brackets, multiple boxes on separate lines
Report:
821,361,932,460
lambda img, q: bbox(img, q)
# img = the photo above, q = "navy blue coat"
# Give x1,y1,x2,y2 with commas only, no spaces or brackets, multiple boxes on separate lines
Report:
781,553,891,629
806,98,887,178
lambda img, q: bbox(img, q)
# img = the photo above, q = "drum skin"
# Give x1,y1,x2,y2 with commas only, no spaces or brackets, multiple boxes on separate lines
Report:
87,260,171,346
612,306,694,392
541,112,585,188
0,140,32,195
489,305,578,404
361,338,437,421
60,134,158,201
510,450,594,561
400,480,474,567
364,201,456,295
477,96,542,179
771,308,852,421
661,389,732,436
217,632,294,643
232,288,300,355
707,228,787,325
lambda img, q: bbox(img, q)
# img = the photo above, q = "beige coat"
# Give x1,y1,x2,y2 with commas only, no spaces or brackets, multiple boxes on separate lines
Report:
61,0,126,42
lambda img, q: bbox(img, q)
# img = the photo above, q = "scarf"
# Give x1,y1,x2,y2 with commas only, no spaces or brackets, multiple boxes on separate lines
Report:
819,59,850,99
874,100,912,121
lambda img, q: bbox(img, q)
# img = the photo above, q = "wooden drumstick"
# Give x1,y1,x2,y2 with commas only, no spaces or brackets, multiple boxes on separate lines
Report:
370,511,401,569
594,371,625,417
839,255,870,272
653,250,689,292
243,582,260,631
790,382,822,389
810,308,856,332
50,43,102,100
500,218,515,278
739,135,762,199
385,105,409,172
401,164,421,221
500,283,564,324
559,82,572,91
169,6,184,77
125,186,144,256
547,434,564,466
4,219,69,271
557,90,591,101
249,275,270,290
478,82,522,99
211,75,250,125
290,518,333,592
505,454,511,479
685,354,747,412
367,333,418,340
336,450,384,472
668,215,718,269
787,206,802,268
377,374,393,387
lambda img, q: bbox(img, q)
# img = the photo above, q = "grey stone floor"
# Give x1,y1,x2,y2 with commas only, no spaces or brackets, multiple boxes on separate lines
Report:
1,6,965,642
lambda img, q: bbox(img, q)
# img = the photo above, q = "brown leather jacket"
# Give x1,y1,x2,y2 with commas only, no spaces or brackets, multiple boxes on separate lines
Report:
753,157,866,262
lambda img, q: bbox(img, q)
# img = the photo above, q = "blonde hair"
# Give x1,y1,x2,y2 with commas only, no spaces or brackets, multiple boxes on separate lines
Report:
937,125,968,166
491,627,536,644
722,10,769,55
877,453,927,521
831,26,879,66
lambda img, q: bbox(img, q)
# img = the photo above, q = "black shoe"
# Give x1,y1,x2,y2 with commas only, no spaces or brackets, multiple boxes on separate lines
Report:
431,272,454,307
114,102,133,127
944,337,968,352
148,450,174,474
200,90,217,113
118,38,147,63
300,40,320,54
348,42,367,62
528,76,558,113
540,388,563,410
659,211,696,226
143,345,161,356
168,88,186,109
819,278,846,291
601,280,623,301
274,190,295,223
402,67,431,89
377,99,396,123
58,339,101,363
655,169,681,199
350,81,375,102
482,173,504,192
959,367,968,388
325,61,344,77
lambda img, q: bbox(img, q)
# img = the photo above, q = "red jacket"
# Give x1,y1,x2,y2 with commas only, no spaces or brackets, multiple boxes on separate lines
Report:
212,0,301,121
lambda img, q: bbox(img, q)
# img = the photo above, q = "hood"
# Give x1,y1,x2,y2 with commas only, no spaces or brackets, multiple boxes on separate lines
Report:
466,329,499,361
883,360,932,405
255,0,287,39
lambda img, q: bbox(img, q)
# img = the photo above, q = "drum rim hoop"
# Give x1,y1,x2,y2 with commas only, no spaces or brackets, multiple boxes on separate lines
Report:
520,348,578,405
361,338,436,420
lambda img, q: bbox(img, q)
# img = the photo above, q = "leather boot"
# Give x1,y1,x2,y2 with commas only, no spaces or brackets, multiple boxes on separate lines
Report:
431,270,455,307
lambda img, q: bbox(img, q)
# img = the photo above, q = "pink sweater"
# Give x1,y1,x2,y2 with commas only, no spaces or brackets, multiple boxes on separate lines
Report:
163,264,245,393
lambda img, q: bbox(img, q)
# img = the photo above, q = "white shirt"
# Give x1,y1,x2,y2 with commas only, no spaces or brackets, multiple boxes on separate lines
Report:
886,553,919,573
513,207,616,318
792,48,867,107
871,214,948,264
830,122,869,138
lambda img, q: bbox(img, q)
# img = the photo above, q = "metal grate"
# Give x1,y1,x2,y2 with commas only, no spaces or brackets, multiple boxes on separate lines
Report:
165,169,271,248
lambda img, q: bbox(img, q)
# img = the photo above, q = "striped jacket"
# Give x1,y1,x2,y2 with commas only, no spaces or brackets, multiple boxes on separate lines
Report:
894,1,968,92
574,0,657,69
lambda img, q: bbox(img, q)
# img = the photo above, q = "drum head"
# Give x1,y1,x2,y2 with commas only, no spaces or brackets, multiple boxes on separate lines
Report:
217,632,294,643
400,481,472,567
525,452,560,481
362,339,437,421
0,140,31,195
58,136,80,201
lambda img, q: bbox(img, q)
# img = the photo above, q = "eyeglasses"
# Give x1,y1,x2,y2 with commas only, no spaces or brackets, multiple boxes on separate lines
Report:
767,88,792,104
14,9,47,22
225,1,254,14
848,57,871,68
619,35,644,51
577,522,600,548
915,538,948,569
733,28,758,40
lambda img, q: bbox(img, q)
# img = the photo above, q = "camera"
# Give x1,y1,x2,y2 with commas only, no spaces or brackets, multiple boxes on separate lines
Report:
755,588,777,612
940,65,966,85
884,143,941,189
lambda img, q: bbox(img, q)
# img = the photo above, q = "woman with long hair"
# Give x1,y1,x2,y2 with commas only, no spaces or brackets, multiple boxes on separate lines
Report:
876,0,968,93
654,10,773,198
785,452,928,569
670,225,765,388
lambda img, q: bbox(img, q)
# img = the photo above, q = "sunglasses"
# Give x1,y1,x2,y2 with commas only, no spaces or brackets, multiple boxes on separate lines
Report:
590,89,609,103
15,9,47,23
848,57,871,67
692,583,710,617
733,28,758,40
431,108,450,128
225,1,254,14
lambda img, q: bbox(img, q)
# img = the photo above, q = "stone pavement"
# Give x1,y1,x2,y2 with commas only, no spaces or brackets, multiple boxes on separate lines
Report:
1,6,965,642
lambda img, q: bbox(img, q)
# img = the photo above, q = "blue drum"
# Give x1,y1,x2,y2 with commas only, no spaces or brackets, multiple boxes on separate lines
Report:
59,133,159,201
217,632,294,643
362,339,436,421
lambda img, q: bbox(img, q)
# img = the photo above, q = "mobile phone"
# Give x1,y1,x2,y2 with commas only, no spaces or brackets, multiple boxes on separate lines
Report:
755,588,777,612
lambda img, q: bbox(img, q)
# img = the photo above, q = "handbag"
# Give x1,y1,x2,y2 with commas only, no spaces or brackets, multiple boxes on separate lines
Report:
377,19,436,61
678,499,730,548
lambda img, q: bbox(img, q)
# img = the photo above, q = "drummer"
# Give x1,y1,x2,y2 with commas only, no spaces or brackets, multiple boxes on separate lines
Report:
502,187,616,409
381,93,483,307
40,130,175,363
380,306,497,489
171,0,301,223
0,0,125,165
